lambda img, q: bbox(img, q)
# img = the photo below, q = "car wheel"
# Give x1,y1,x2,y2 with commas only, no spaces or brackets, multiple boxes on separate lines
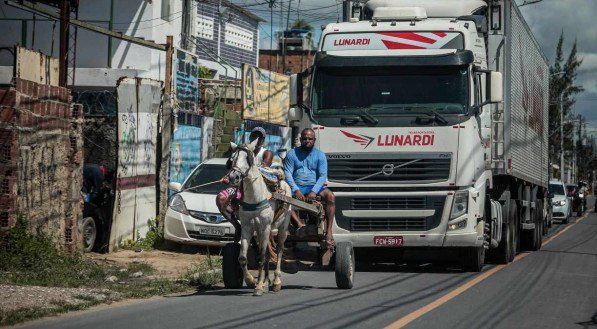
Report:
80,217,97,253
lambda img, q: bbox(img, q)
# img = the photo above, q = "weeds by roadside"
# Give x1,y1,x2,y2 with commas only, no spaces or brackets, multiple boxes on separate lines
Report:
0,218,223,326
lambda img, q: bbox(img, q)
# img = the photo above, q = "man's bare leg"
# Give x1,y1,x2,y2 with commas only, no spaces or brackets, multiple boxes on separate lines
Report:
319,189,336,249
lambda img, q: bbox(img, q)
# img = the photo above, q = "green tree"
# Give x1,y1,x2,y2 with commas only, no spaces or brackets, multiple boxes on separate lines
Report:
548,32,584,180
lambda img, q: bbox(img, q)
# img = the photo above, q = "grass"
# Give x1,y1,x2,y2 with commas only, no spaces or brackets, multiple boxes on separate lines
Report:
0,218,223,326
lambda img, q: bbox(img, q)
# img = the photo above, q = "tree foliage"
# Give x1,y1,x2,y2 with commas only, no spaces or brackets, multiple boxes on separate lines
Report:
548,31,587,181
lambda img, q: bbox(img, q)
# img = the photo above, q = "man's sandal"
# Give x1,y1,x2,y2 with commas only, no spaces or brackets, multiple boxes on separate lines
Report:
320,238,335,251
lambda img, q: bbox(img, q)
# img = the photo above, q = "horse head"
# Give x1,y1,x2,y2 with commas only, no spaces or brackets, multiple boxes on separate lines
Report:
227,139,258,186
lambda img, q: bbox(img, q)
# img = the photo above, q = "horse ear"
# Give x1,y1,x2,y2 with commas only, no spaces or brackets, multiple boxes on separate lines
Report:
230,142,238,151
248,138,258,151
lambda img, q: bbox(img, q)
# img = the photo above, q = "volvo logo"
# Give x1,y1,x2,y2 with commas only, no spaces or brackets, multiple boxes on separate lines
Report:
382,164,395,176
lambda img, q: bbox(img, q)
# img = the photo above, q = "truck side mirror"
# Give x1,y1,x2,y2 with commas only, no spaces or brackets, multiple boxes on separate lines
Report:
487,71,503,103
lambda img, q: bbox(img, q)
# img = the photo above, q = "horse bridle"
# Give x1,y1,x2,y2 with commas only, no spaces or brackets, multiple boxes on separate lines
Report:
227,145,255,184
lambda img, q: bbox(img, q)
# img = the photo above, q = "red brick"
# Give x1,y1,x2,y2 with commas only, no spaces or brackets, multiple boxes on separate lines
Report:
1,106,15,124
0,89,16,106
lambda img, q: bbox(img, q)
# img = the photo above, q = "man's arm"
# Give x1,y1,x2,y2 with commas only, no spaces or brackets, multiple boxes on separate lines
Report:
284,150,300,193
311,150,327,194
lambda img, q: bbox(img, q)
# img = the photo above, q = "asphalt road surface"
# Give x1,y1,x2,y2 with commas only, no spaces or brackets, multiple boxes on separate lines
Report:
19,201,597,329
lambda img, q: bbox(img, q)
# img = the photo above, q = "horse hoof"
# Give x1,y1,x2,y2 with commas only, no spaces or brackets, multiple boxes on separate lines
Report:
272,283,282,292
253,289,263,296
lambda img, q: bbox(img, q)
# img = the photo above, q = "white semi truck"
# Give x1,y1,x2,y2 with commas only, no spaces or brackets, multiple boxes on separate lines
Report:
290,0,550,278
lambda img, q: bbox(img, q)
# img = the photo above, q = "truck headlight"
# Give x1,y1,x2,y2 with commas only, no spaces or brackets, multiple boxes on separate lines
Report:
169,194,189,215
450,190,468,219
448,218,467,231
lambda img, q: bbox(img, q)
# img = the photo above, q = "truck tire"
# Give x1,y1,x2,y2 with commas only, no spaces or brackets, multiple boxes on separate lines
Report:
509,201,519,262
80,216,97,253
462,247,485,272
533,200,543,250
523,203,542,251
335,242,355,289
492,200,515,264
223,243,243,289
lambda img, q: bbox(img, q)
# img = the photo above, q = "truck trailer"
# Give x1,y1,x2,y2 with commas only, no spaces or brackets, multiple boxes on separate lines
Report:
290,0,550,282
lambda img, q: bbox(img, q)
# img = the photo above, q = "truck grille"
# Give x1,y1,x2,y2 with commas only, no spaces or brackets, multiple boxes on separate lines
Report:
351,197,426,210
335,195,447,232
327,157,450,182
350,218,427,231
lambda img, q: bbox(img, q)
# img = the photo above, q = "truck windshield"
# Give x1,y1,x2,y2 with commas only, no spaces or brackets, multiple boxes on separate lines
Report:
311,65,469,126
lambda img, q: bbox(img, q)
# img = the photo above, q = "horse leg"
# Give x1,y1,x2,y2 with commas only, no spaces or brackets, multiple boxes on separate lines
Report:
253,225,271,296
239,225,256,288
272,227,288,292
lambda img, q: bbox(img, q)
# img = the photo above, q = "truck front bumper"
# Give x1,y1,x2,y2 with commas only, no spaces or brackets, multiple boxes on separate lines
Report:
331,188,484,248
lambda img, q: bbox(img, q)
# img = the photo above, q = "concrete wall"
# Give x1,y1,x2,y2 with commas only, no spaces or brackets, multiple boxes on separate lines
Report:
0,79,83,252
196,0,260,79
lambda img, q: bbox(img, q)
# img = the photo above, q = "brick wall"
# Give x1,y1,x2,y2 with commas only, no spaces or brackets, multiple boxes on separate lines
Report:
196,0,259,69
258,50,316,74
0,79,84,253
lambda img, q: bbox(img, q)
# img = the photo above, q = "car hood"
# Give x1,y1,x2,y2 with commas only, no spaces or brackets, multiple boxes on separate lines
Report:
178,192,220,213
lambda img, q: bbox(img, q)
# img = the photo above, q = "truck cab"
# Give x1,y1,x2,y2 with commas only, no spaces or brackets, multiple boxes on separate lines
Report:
291,0,514,271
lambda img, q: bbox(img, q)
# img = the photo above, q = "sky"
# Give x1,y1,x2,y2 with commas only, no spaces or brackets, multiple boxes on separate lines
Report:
234,0,596,136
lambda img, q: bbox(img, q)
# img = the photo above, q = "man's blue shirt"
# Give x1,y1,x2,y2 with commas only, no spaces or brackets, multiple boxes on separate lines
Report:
284,147,327,194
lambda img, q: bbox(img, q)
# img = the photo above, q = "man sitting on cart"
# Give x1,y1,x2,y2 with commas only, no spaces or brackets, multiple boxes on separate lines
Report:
284,128,336,250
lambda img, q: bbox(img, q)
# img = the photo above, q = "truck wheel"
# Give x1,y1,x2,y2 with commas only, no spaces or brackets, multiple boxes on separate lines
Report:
462,246,485,272
223,243,243,289
80,217,97,253
508,201,519,262
335,242,354,289
492,200,514,264
534,200,543,250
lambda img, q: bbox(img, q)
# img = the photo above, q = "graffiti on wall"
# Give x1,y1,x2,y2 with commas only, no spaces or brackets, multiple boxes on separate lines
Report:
173,48,199,112
110,78,161,251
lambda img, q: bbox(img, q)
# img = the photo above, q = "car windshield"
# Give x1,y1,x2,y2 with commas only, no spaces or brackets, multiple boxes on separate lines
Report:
312,65,469,116
549,184,565,195
183,164,228,194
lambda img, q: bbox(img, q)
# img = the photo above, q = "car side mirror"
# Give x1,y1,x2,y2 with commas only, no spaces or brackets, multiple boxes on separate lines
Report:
547,192,554,199
168,182,182,192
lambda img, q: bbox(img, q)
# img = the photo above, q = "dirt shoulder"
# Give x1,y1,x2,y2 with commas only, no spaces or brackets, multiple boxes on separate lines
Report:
88,249,209,279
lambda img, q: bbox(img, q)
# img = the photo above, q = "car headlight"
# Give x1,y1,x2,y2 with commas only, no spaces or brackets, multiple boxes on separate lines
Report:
554,200,566,206
169,194,189,215
450,190,469,220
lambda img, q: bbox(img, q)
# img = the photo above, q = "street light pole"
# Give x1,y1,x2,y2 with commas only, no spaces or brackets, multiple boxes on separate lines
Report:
560,91,564,182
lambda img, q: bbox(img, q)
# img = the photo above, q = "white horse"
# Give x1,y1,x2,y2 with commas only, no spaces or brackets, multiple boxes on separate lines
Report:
227,140,291,296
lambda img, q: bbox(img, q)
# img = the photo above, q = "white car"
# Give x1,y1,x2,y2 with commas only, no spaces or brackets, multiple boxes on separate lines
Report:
164,158,236,247
549,180,571,224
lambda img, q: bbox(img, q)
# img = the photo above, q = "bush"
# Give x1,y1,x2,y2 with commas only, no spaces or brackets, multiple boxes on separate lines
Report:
120,217,164,251
0,218,106,287
183,257,222,287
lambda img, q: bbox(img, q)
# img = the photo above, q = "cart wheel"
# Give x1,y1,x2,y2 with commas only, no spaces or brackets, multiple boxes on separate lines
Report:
335,242,354,289
223,243,243,289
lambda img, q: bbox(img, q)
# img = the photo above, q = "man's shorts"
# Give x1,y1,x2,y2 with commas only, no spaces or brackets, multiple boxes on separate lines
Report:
296,185,326,195
218,187,242,200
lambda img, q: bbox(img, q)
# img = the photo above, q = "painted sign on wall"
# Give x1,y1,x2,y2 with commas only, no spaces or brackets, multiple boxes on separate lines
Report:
242,64,290,126
110,78,161,251
173,48,199,112
170,111,203,187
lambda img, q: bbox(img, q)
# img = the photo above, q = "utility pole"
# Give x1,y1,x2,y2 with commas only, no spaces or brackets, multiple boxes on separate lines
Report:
560,91,564,182
165,36,174,96
58,0,70,87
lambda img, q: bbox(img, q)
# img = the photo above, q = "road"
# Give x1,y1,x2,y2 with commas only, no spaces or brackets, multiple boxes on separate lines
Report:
19,203,597,329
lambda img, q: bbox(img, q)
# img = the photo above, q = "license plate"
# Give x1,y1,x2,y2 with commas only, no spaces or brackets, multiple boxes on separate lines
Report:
373,236,404,246
197,226,225,236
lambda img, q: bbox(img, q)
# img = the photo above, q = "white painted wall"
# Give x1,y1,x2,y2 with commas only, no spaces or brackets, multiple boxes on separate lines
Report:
0,0,192,86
